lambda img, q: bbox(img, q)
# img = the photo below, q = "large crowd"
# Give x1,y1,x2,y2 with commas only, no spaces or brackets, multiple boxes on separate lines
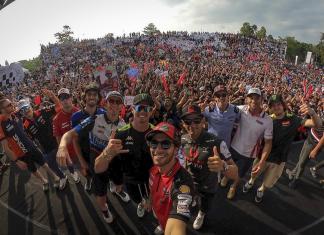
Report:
0,32,323,235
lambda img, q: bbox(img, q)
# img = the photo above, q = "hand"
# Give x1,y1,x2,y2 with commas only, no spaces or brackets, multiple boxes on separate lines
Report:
80,161,89,176
42,88,54,98
251,160,265,176
143,199,152,212
102,130,129,159
299,103,315,116
309,149,318,159
207,146,224,172
16,160,28,170
56,146,69,167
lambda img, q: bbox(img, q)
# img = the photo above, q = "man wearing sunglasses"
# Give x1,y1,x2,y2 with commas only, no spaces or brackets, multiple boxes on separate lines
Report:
53,88,80,184
0,98,58,192
95,93,154,219
180,104,237,230
144,122,194,235
71,83,105,192
17,91,68,190
57,91,129,224
201,85,240,199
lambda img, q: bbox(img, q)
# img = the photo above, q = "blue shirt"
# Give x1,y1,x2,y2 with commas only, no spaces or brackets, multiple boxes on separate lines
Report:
203,104,240,146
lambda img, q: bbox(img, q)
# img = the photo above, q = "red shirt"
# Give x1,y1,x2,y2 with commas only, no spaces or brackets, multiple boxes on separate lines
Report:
149,160,194,229
53,106,79,161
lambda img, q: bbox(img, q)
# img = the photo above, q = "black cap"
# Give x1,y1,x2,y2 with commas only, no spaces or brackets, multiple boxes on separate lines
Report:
268,94,284,107
133,93,154,106
181,104,203,119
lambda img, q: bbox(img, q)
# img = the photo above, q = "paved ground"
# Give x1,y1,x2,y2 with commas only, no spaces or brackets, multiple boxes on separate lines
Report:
0,142,324,235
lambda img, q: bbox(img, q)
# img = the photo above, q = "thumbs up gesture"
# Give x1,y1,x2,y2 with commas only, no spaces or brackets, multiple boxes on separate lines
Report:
207,146,224,172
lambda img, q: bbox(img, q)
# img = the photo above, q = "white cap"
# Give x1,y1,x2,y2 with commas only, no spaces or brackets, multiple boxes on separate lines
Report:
58,88,70,97
247,88,261,96
17,99,31,111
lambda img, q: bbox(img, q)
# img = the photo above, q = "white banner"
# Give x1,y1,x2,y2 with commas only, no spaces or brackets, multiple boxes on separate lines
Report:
0,62,24,87
305,51,312,64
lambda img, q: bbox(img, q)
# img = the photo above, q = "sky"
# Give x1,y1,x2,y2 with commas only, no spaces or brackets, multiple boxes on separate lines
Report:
0,0,323,65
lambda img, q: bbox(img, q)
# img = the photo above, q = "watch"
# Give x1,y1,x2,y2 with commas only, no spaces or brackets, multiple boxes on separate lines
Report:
223,160,229,172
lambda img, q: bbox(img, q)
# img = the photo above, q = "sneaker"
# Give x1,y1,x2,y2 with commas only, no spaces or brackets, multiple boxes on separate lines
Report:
84,177,93,191
220,177,228,187
115,190,130,203
309,167,318,179
285,169,294,180
43,182,49,192
193,211,205,230
255,189,264,203
289,179,299,189
154,225,164,235
102,207,114,224
109,181,116,193
71,171,80,183
59,176,68,190
242,181,254,193
137,202,145,218
227,186,236,200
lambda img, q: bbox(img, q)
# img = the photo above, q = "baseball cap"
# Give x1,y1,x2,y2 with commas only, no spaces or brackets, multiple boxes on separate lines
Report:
105,91,123,102
133,93,154,106
17,99,31,111
145,122,180,146
247,88,261,96
85,82,100,93
214,85,227,96
268,94,284,107
181,104,203,119
57,88,70,97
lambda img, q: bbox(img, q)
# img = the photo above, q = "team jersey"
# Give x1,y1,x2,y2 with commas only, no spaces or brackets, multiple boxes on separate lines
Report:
181,131,231,193
71,108,106,160
23,105,58,154
114,123,154,184
149,160,194,230
52,106,79,159
0,114,39,158
74,114,125,155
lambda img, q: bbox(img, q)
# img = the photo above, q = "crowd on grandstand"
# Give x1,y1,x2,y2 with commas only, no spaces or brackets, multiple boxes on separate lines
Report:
0,31,323,234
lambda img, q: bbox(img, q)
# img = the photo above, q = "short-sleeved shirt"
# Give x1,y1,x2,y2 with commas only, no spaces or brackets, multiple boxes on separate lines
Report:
149,160,194,230
181,131,231,193
267,113,304,164
23,105,58,154
231,105,273,158
53,106,79,159
114,123,154,184
71,108,106,160
309,117,324,144
0,114,39,158
203,104,240,146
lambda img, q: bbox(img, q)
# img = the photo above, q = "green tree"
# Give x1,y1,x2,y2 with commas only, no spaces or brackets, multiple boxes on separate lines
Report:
240,22,254,37
19,57,41,73
285,37,314,64
251,24,258,35
54,25,74,43
143,23,160,36
256,26,267,39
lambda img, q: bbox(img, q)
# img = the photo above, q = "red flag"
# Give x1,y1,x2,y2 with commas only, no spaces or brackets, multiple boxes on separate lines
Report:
177,72,186,86
161,75,170,95
306,84,313,99
34,95,41,105
302,79,307,95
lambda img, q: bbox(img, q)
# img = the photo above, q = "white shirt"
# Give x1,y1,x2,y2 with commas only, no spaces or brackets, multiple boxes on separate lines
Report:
231,105,273,158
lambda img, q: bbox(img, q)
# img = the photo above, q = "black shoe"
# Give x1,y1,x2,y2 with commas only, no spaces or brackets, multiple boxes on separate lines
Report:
289,179,299,189
309,167,318,179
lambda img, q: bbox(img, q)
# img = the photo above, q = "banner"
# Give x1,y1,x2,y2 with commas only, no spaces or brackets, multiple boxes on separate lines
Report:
0,62,24,87
305,52,312,64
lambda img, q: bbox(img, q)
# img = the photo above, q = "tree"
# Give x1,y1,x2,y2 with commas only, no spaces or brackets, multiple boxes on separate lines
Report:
54,25,74,43
256,26,267,40
251,24,258,35
19,57,41,73
240,22,254,37
143,23,160,36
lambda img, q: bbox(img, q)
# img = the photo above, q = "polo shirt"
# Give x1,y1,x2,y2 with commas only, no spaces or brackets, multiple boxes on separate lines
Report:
231,105,273,158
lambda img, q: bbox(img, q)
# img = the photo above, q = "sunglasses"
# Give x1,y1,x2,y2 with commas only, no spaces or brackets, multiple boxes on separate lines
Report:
149,139,172,150
134,105,153,113
183,119,202,125
20,106,31,114
216,92,227,98
59,94,71,101
108,99,123,105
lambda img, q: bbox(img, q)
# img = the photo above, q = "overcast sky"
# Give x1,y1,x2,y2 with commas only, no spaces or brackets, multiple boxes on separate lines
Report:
0,0,323,64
